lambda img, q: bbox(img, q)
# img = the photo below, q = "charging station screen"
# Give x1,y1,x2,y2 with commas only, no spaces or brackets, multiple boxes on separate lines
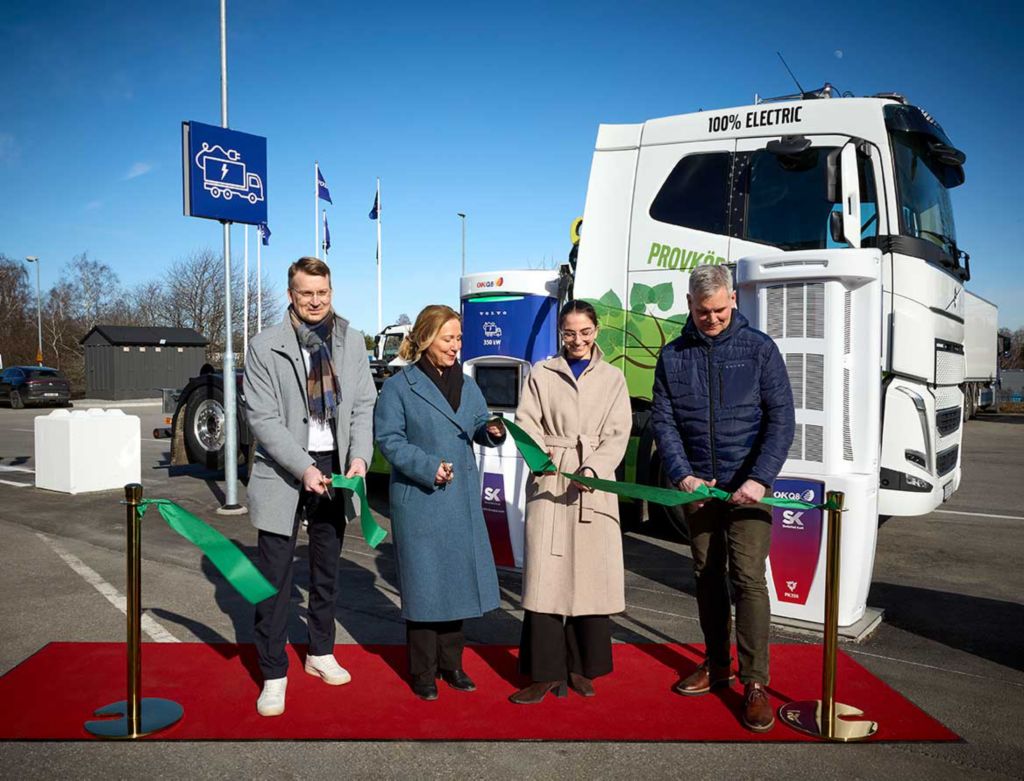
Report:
461,295,558,363
475,366,520,408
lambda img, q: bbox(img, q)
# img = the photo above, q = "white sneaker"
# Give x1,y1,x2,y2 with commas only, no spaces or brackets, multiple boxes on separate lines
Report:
257,677,287,717
304,653,352,686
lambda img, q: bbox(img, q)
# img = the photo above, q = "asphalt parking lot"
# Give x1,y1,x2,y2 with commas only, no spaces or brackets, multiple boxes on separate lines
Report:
0,403,1021,779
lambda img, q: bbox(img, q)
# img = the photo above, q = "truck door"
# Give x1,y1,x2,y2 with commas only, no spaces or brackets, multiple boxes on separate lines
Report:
622,138,735,397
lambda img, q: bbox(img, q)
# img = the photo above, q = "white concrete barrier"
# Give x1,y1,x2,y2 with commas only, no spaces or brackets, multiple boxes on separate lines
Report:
34,408,141,494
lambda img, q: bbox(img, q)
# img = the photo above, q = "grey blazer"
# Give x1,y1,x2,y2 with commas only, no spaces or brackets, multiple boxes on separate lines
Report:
242,314,376,535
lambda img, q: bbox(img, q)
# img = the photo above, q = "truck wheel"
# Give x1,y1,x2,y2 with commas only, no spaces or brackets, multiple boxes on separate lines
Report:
210,187,221,198
223,190,233,200
184,385,226,470
10,391,24,410
247,193,257,204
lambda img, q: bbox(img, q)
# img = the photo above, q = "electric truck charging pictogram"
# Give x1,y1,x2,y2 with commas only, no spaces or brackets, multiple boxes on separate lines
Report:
193,143,264,204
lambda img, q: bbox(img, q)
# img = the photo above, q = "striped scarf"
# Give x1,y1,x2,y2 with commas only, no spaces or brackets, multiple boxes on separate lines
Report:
289,306,339,425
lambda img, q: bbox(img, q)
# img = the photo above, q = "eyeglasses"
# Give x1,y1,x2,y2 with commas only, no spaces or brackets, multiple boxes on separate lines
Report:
561,327,596,341
291,288,332,302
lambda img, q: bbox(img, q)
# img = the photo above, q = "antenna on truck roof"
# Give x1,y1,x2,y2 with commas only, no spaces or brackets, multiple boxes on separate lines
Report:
777,51,805,95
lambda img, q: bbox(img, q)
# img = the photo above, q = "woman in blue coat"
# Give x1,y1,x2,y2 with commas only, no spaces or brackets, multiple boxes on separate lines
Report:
374,304,506,701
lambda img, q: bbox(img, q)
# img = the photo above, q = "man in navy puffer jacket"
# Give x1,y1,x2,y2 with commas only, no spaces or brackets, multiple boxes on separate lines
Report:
651,264,794,733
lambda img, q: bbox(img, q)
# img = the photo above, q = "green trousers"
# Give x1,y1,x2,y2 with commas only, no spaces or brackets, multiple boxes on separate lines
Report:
686,500,772,685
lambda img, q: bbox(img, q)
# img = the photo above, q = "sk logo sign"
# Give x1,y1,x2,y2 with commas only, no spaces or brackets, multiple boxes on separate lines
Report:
483,487,502,503
781,510,805,529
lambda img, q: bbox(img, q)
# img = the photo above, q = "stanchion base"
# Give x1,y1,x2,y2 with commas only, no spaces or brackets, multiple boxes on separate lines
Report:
779,699,878,742
84,697,184,738
216,504,248,516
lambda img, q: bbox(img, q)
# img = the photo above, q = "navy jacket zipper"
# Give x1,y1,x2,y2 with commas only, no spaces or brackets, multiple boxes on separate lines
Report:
706,341,718,481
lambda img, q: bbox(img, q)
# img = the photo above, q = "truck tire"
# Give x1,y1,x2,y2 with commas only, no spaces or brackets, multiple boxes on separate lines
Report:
10,390,24,410
184,384,226,470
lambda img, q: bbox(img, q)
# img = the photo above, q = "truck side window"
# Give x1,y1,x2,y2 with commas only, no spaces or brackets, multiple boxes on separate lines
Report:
649,152,731,235
743,147,878,250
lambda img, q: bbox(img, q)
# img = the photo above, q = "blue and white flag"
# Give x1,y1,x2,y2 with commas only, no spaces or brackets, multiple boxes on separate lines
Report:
323,212,331,254
368,191,379,220
258,221,271,246
317,165,332,204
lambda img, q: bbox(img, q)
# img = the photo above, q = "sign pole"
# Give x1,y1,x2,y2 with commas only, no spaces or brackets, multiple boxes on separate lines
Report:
243,224,249,357
256,227,262,333
217,0,244,514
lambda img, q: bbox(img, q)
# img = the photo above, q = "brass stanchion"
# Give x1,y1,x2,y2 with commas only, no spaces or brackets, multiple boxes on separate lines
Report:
85,484,184,738
779,490,878,741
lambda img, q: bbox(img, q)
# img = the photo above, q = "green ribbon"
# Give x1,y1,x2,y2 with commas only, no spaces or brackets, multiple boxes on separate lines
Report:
501,419,839,511
331,474,388,549
138,499,277,604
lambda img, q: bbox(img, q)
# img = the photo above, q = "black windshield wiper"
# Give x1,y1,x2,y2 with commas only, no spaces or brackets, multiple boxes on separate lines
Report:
918,229,969,279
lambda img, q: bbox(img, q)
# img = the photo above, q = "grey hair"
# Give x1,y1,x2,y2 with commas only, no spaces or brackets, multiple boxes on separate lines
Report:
689,264,734,299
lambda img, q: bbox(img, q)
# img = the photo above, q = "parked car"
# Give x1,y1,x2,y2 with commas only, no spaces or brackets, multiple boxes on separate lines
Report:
0,366,72,408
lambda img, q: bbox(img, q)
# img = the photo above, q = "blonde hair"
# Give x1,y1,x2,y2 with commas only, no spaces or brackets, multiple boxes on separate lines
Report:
399,304,461,362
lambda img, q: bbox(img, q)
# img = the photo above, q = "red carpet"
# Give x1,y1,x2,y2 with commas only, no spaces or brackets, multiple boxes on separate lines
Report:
0,642,957,741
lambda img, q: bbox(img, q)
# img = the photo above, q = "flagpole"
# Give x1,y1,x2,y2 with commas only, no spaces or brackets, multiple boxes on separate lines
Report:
314,161,320,259
376,177,382,334
256,226,262,333
243,224,249,357
322,209,328,257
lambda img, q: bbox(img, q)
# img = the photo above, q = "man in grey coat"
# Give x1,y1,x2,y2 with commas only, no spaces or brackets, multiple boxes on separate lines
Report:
243,256,376,717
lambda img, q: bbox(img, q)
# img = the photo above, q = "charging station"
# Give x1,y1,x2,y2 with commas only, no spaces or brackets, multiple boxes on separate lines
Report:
460,270,561,568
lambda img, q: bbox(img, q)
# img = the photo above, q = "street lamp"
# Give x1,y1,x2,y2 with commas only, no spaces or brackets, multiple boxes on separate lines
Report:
24,256,43,365
457,213,466,277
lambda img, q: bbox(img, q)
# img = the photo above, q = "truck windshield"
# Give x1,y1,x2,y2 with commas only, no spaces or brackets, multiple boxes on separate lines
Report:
382,334,403,360
891,131,958,259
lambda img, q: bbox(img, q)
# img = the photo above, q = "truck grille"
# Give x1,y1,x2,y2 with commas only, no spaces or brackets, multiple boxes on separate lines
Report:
936,407,961,437
934,340,964,385
936,444,959,477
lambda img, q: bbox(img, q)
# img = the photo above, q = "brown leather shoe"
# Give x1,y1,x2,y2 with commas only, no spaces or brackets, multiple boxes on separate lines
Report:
509,680,568,704
568,672,595,697
742,682,775,732
673,660,735,696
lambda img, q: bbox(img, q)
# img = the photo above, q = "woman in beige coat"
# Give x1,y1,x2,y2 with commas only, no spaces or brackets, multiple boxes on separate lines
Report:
510,300,632,703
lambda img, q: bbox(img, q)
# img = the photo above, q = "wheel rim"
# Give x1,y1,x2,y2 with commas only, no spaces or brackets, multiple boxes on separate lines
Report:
192,398,225,452
11,391,22,407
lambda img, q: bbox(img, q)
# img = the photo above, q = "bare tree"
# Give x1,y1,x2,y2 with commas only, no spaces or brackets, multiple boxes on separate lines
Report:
396,312,411,326
0,255,36,366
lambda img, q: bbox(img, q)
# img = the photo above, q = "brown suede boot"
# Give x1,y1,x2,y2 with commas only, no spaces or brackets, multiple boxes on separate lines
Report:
741,682,775,732
508,680,568,704
673,660,735,696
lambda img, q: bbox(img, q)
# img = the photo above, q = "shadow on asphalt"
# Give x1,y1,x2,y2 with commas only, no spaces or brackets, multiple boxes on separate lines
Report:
868,581,1024,672
974,414,1024,425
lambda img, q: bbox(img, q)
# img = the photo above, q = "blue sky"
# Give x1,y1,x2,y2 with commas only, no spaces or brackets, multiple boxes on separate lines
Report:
2,0,1022,333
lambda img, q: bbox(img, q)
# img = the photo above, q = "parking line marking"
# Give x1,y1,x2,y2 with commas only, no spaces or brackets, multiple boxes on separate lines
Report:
0,479,30,488
845,648,1024,689
0,465,34,473
933,510,1024,521
35,532,180,643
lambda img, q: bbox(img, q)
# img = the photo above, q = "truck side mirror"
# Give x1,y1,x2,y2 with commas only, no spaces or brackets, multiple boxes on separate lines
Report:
839,142,862,249
829,210,845,244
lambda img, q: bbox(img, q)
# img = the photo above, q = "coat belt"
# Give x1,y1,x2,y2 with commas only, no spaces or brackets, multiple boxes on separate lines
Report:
541,433,601,556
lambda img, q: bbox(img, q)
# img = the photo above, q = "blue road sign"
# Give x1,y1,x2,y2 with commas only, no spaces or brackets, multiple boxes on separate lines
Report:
182,121,268,225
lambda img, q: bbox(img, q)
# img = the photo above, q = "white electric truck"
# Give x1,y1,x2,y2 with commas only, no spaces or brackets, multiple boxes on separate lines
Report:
571,85,971,626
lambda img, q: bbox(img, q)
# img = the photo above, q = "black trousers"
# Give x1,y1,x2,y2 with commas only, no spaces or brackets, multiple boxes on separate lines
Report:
406,620,465,683
254,451,346,680
518,610,613,682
